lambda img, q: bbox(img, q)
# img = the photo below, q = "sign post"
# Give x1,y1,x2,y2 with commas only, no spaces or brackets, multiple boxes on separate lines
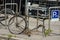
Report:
48,7,60,35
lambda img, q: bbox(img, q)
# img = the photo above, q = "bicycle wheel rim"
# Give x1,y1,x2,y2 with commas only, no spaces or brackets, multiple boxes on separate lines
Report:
0,8,15,26
8,16,27,34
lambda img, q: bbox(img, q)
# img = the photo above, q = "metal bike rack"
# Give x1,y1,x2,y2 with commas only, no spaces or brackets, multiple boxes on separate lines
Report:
5,3,18,27
48,6,60,35
5,3,18,15
49,6,60,28
25,0,48,36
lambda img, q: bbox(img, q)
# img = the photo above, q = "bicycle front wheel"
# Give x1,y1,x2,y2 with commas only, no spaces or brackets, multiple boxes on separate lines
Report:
8,16,27,34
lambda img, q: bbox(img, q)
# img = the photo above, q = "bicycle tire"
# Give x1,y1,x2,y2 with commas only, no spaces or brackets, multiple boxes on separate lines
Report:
8,15,27,34
0,16,8,21
0,8,15,26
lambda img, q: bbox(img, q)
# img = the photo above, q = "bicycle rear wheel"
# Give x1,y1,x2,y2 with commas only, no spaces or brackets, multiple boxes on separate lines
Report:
0,8,15,26
8,15,27,34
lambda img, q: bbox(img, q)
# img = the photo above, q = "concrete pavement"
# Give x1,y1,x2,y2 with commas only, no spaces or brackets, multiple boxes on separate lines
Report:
0,17,60,40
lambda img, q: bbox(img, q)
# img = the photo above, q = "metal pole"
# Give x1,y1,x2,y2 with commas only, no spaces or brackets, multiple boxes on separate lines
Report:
11,0,12,9
3,0,4,6
25,0,29,28
37,10,39,29
48,8,51,35
5,3,18,26
12,0,15,12
42,18,45,36
5,0,7,27
19,0,21,14
56,0,58,6
25,0,28,16
16,3,18,27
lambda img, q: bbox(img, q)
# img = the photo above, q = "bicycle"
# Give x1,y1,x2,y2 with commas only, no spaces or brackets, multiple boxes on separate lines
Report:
2,0,27,34
8,10,46,35
0,6,27,35
7,0,47,36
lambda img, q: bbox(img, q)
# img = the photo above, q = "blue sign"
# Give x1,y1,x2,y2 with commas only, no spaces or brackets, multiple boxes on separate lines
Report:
51,10,59,19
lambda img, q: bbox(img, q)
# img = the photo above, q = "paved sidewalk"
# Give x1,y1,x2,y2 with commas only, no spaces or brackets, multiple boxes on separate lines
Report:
0,17,60,40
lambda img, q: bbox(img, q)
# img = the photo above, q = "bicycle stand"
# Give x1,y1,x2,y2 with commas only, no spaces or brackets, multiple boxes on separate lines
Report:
24,7,48,37
25,0,47,36
40,16,48,36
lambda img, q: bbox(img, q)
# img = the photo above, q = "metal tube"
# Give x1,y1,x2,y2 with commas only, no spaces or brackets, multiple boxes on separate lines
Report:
19,0,21,14
28,6,46,10
25,0,29,28
48,7,51,35
16,3,18,26
5,3,18,26
5,0,7,27
11,0,12,9
49,6,60,28
37,10,39,29
12,0,14,11
49,6,60,9
42,18,45,36
25,0,28,16
5,3,17,5
48,6,60,35
3,0,4,7
0,4,4,6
